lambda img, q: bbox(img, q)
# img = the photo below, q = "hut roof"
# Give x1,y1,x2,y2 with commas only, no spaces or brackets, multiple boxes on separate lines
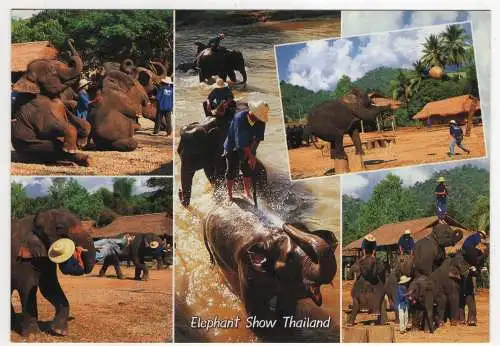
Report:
413,95,480,120
11,41,59,72
368,92,401,110
90,213,172,238
343,215,471,253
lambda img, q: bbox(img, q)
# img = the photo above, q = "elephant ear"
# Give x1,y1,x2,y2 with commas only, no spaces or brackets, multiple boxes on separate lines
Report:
13,74,40,94
448,266,462,280
247,242,268,273
137,70,151,88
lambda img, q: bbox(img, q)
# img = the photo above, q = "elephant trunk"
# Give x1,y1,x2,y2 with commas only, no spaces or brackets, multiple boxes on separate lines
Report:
59,39,83,81
121,59,135,75
282,224,336,284
69,228,97,274
150,61,168,80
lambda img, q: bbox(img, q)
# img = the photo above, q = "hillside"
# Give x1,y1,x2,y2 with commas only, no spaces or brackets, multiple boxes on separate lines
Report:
351,67,404,96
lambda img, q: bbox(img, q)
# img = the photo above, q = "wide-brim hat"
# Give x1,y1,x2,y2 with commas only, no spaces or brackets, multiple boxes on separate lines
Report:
437,176,446,183
449,120,457,124
249,100,270,123
161,76,173,84
149,241,160,249
214,78,228,88
48,238,76,264
404,229,411,235
79,78,90,88
399,275,412,284
364,234,376,242
478,230,487,238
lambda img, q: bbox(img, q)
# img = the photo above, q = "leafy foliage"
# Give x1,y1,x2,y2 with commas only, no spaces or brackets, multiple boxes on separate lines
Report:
342,165,489,246
11,10,173,67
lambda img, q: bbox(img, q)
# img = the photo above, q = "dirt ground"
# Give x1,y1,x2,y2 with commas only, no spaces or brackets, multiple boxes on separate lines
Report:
342,280,489,342
11,118,173,176
289,126,486,180
11,264,172,343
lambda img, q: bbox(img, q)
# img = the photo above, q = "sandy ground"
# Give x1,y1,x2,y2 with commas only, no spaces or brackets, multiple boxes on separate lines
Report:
11,264,173,343
289,126,486,180
342,280,489,342
11,118,173,176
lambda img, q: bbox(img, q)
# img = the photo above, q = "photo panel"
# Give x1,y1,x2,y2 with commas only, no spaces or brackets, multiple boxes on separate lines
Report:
275,21,487,180
10,176,173,342
173,10,343,342
11,9,174,176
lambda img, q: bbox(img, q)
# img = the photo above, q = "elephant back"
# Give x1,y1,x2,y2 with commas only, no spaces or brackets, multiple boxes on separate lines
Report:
432,223,463,247
178,117,219,156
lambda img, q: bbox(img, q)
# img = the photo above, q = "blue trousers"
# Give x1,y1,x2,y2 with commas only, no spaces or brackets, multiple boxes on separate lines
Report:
449,138,469,155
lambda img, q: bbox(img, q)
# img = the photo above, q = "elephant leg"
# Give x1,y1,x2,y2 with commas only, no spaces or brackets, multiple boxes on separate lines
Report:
449,291,460,325
378,295,388,325
141,262,149,281
228,70,237,82
67,114,91,148
18,285,40,336
348,126,364,155
179,160,197,207
110,138,138,152
204,164,217,185
332,134,347,160
459,293,466,323
38,266,69,335
107,254,123,279
425,301,435,333
134,265,142,280
347,298,360,325
14,140,90,166
466,295,477,325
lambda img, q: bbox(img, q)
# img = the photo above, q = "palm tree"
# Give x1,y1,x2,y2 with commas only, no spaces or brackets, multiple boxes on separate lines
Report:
440,24,468,69
421,34,446,69
390,70,412,112
407,59,426,93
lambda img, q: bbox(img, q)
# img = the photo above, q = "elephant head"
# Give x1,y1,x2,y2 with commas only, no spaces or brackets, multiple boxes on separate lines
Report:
13,39,83,97
447,253,471,280
432,224,463,247
395,253,415,277
244,223,337,306
227,50,247,85
340,88,389,122
357,256,388,284
16,209,96,275
120,59,168,95
407,275,434,307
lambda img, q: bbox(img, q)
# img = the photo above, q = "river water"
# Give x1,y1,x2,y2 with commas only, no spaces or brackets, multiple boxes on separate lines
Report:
174,17,341,342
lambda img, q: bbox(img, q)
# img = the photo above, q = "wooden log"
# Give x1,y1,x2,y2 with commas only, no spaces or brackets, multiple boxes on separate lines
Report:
367,325,396,343
373,140,380,149
334,159,350,174
366,142,373,150
379,140,387,148
346,152,364,172
343,326,368,343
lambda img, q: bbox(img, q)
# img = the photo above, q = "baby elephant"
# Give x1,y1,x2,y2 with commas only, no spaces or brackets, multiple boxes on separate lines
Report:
408,275,439,333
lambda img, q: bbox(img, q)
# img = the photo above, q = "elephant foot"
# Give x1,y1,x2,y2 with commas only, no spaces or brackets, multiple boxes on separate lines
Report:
450,320,458,326
62,147,77,154
73,153,91,167
355,149,365,155
76,137,89,149
20,321,41,337
134,276,141,281
51,327,68,336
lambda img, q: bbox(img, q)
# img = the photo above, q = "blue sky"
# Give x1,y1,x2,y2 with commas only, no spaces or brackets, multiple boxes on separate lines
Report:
11,177,167,198
275,21,473,93
342,158,489,201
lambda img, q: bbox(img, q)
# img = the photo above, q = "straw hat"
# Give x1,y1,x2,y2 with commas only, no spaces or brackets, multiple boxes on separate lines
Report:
48,238,75,264
79,78,89,88
213,78,228,89
437,176,446,183
149,241,160,249
399,275,412,284
161,76,173,84
249,100,270,123
478,230,487,238
404,229,411,235
364,234,376,242
449,120,457,124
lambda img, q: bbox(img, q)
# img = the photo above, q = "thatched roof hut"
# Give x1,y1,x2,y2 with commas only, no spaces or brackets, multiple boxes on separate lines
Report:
368,92,402,111
91,213,172,239
343,215,472,258
11,41,59,73
412,95,480,125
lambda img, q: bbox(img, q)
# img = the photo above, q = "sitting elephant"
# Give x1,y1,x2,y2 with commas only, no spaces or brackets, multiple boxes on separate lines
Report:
88,70,156,151
415,224,463,276
177,115,267,207
11,209,96,336
98,233,164,280
347,256,389,326
11,39,91,166
431,251,472,326
407,275,439,333
203,199,337,323
195,42,247,86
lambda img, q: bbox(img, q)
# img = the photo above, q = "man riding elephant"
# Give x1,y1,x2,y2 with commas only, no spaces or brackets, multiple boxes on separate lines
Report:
11,39,92,166
203,78,236,122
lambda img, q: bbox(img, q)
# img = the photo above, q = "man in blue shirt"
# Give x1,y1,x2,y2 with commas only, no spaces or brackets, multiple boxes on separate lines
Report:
398,229,415,255
154,76,174,135
208,32,225,50
76,79,90,120
449,120,470,157
435,176,448,221
224,100,269,201
396,275,412,334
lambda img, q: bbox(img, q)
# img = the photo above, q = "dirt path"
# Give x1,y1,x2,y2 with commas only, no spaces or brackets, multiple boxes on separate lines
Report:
342,280,489,342
289,126,486,180
11,118,173,176
11,264,173,342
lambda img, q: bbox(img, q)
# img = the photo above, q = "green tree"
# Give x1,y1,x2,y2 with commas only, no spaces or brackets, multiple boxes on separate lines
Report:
421,34,446,69
113,178,135,200
331,75,352,100
146,177,173,215
468,195,489,235
440,24,468,69
11,183,29,218
342,195,363,246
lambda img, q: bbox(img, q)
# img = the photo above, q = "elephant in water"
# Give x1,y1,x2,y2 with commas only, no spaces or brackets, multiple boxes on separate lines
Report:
307,88,389,161
11,39,92,166
195,42,247,86
87,70,156,151
11,209,96,336
203,199,337,324
347,256,390,326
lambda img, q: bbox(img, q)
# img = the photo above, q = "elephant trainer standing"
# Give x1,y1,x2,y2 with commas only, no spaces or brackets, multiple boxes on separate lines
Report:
223,100,269,201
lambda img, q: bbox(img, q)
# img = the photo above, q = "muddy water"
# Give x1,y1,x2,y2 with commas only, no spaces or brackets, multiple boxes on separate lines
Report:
174,17,341,342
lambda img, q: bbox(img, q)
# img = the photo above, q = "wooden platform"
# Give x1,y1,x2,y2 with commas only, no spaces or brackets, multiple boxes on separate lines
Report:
343,325,396,343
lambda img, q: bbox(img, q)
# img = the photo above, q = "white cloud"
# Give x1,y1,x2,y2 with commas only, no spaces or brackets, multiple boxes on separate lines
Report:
342,11,405,36
342,174,370,198
11,10,40,19
409,11,462,27
390,167,433,187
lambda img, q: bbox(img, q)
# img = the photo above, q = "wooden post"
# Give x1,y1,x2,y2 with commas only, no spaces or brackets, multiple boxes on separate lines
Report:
376,116,381,133
361,120,364,133
465,98,477,137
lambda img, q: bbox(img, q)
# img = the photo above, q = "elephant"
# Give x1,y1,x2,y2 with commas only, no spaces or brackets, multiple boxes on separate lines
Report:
407,275,439,333
87,70,156,151
307,88,389,161
195,42,247,86
11,209,96,336
347,256,390,326
98,233,165,280
203,200,337,322
119,59,169,96
414,224,463,276
11,39,92,166
177,115,267,207
394,253,415,278
430,251,472,326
